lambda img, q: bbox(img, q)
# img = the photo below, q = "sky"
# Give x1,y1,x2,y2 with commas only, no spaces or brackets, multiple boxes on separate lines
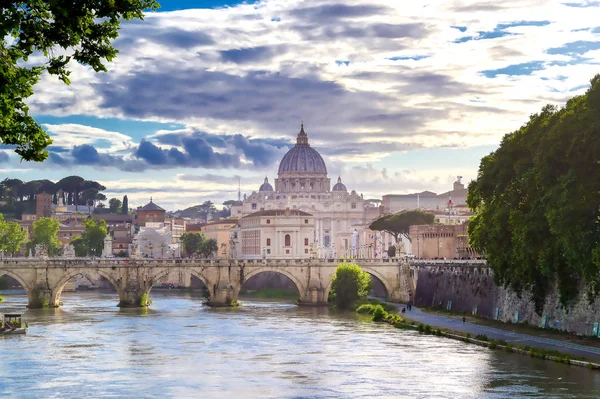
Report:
1,0,599,211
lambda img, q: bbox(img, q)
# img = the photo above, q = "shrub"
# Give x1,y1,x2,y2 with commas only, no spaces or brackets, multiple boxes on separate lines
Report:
0,296,4,302
475,334,488,341
329,263,372,310
372,305,387,322
489,340,497,350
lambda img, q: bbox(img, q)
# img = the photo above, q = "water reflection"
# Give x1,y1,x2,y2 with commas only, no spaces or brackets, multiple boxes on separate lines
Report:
1,290,599,399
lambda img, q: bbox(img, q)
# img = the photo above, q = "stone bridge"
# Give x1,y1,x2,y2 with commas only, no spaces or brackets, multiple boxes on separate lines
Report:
0,258,414,308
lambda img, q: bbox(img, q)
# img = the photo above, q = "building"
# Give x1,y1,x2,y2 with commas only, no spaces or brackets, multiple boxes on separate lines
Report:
131,222,180,259
409,223,480,259
231,209,315,259
57,224,85,245
185,223,205,233
164,217,186,245
201,219,238,259
35,193,52,217
136,199,166,227
382,177,469,214
230,124,381,257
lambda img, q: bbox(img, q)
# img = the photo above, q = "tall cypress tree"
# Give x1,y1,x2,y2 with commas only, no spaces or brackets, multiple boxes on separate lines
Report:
122,195,129,214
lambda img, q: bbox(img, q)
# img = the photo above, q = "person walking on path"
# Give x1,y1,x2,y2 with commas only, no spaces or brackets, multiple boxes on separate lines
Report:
462,316,466,324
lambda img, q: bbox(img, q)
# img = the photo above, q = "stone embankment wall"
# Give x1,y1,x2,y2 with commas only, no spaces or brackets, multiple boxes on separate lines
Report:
412,263,600,336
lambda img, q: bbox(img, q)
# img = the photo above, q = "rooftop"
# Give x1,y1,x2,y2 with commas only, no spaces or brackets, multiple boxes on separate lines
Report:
242,209,313,218
138,198,165,212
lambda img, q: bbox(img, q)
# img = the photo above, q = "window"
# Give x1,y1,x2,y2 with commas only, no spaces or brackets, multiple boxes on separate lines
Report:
252,203,257,210
285,234,291,246
304,238,309,246
267,238,271,246
266,219,271,224
286,249,290,254
351,202,356,209
304,219,308,224
305,249,309,254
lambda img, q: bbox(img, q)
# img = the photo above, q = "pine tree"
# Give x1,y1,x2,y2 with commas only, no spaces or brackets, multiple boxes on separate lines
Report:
122,195,129,214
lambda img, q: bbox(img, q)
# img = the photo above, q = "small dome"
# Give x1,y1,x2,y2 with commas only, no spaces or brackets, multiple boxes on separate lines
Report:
278,124,327,175
259,177,274,192
332,176,347,192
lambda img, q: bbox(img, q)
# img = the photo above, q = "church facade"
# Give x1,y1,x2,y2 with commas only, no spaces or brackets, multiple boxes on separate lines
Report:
231,125,381,259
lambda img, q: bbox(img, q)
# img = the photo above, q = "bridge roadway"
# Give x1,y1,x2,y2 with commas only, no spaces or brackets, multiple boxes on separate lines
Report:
0,257,414,308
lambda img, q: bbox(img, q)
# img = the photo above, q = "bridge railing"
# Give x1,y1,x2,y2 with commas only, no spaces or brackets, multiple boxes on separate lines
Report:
1,257,411,267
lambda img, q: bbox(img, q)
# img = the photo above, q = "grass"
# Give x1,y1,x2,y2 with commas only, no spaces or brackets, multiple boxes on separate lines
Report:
240,288,299,300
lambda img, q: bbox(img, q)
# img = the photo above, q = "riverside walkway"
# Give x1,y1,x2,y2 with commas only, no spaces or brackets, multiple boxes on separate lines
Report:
390,303,600,361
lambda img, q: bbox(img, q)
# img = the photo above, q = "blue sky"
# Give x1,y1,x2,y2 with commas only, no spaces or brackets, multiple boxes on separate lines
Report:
2,0,599,210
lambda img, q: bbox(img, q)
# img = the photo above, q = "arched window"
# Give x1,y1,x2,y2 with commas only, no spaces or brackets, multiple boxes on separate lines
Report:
285,234,291,246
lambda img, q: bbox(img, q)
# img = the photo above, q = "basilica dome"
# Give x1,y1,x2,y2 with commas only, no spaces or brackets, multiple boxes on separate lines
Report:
259,177,274,192
332,176,347,192
278,124,327,176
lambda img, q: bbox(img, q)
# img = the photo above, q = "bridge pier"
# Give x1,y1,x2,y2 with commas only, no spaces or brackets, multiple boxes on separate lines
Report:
210,281,236,306
28,286,56,308
298,287,328,306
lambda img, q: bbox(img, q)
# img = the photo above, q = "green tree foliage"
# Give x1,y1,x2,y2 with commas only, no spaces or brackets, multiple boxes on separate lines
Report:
109,198,122,213
0,214,27,255
199,238,218,258
70,236,87,257
0,0,160,161
80,219,108,257
122,195,129,214
177,201,217,219
181,232,204,258
467,75,600,311
29,217,61,255
329,263,372,310
369,210,435,243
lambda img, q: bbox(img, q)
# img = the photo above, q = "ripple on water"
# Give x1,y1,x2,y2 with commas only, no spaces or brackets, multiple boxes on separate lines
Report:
1,291,600,399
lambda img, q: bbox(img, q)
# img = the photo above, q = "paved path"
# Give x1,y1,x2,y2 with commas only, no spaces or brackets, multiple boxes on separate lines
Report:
389,303,600,362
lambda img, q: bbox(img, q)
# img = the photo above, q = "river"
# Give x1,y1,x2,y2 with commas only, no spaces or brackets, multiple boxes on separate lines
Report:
1,289,599,399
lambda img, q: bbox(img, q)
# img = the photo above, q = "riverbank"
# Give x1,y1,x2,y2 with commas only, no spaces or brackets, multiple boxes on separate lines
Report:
366,301,600,370
422,307,600,349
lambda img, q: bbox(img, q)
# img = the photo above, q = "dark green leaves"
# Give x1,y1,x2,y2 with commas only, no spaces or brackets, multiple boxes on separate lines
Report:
0,0,160,161
468,74,600,311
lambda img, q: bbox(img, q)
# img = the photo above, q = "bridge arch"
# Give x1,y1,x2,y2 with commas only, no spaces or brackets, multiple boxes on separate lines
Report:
237,267,306,299
52,269,122,306
323,266,394,303
147,268,214,298
0,269,32,292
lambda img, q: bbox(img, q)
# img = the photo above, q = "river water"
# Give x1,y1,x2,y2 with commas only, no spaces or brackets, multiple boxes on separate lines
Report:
1,289,599,399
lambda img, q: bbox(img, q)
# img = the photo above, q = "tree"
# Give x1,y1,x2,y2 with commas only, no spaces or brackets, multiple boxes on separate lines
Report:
180,233,204,258
369,210,435,243
0,214,27,256
70,236,87,257
223,200,242,209
109,198,122,214
467,74,600,311
80,219,108,257
29,217,61,256
122,195,129,214
1,1,160,161
57,176,85,211
198,238,218,258
329,263,372,310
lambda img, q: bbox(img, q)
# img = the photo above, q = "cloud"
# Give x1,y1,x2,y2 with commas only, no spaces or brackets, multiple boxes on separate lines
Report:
288,4,390,22
16,0,600,190
0,152,9,163
220,45,284,63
